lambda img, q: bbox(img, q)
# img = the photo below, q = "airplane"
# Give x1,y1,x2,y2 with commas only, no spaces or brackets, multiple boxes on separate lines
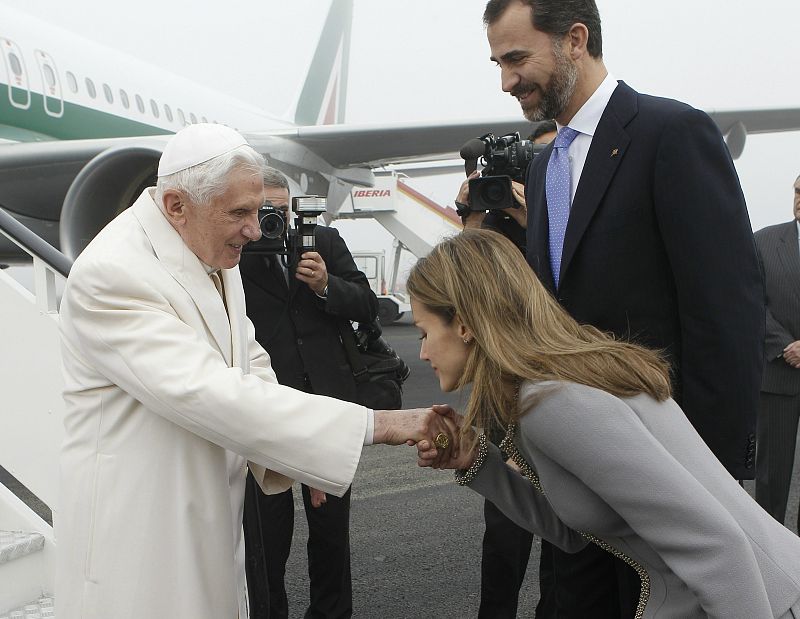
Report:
2,0,800,264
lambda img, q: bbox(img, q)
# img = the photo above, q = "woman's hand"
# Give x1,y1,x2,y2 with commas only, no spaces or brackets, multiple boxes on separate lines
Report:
416,405,478,470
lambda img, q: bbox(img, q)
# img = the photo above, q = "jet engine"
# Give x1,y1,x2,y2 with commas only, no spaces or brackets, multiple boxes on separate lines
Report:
59,145,162,259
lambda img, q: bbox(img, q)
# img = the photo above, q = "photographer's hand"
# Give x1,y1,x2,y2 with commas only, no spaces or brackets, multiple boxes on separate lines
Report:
296,251,329,295
506,181,528,229
457,172,487,230
456,172,479,205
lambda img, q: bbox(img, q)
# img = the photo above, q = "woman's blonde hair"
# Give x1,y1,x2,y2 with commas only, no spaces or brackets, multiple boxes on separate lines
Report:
406,229,671,433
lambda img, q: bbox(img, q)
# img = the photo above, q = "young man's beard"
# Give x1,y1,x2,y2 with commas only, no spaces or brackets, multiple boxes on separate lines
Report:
521,42,578,122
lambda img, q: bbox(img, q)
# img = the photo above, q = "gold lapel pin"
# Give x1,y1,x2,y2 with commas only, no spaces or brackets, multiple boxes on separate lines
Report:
611,148,619,157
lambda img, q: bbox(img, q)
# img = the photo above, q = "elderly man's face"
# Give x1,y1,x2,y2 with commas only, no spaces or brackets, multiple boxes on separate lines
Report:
180,167,264,269
488,1,578,123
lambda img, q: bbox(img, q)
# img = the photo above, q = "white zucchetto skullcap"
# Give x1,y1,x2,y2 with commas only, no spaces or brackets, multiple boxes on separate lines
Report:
157,123,248,177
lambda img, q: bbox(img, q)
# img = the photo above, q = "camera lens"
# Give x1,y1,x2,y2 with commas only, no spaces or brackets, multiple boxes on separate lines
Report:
483,182,506,206
260,211,285,239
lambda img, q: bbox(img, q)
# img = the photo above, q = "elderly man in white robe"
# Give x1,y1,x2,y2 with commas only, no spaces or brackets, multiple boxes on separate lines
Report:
56,124,454,619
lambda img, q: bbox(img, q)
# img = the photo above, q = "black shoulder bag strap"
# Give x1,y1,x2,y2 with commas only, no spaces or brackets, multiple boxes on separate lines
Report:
337,321,370,383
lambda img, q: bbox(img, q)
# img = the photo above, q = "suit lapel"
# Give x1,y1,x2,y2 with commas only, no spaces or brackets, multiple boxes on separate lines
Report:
131,191,233,366
559,82,636,285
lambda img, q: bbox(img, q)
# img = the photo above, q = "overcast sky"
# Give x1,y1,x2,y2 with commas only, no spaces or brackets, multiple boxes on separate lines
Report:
4,0,800,250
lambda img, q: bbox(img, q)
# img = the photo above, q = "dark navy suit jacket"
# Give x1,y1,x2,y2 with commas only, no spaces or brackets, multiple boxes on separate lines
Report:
525,81,765,479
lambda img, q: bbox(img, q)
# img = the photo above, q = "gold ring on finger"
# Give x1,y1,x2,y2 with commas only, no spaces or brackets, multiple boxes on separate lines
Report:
434,432,450,450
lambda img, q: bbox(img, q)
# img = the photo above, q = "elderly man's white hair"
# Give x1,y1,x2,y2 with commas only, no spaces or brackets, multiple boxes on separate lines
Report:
155,145,266,208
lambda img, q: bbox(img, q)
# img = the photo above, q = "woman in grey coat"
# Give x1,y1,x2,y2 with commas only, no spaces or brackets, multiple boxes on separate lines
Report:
407,230,800,619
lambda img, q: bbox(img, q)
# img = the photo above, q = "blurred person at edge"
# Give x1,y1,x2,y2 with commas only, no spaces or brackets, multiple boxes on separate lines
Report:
753,174,800,535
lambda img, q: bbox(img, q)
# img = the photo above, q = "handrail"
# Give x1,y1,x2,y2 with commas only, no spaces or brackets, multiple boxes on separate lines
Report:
0,206,72,277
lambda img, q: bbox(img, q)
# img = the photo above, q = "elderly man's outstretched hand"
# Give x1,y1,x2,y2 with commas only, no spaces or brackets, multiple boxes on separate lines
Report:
373,406,461,466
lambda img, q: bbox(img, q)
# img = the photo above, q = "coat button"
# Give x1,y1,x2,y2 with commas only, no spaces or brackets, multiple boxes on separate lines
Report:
296,338,303,346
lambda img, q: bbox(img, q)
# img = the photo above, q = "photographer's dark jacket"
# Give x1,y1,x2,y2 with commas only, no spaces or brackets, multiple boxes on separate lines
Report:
525,80,764,480
239,225,378,403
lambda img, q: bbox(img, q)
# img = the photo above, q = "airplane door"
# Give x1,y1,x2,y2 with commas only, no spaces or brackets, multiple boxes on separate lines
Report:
35,49,63,118
0,38,31,110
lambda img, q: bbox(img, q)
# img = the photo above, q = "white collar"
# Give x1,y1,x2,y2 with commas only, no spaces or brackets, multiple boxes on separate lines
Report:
556,72,618,138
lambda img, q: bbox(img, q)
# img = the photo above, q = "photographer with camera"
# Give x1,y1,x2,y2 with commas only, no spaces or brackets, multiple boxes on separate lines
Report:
239,168,378,619
456,121,556,255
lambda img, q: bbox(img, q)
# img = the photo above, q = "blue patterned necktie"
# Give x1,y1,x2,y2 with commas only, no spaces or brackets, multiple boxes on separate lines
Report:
546,126,580,289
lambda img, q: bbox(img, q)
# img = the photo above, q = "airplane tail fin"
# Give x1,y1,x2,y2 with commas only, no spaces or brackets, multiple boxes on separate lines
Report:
292,0,352,126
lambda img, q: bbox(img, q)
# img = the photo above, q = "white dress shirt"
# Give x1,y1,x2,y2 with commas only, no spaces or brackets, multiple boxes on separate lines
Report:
555,72,618,204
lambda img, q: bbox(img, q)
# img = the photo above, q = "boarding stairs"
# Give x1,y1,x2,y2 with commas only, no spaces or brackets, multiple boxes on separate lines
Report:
0,207,70,616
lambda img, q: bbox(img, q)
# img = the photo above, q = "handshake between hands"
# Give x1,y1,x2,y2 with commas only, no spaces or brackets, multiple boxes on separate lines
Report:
309,405,478,508
373,405,478,471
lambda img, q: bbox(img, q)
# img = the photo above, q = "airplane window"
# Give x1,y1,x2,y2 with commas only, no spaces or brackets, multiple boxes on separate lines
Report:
164,104,173,122
43,65,56,89
135,94,145,114
177,108,186,126
189,112,197,124
119,89,129,109
66,72,78,93
8,52,22,77
103,84,113,104
150,99,159,118
85,78,96,99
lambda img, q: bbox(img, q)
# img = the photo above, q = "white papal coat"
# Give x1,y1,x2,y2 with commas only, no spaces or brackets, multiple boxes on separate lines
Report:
56,189,369,618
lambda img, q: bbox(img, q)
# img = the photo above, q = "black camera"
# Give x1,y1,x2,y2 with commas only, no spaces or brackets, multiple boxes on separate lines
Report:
460,132,546,211
244,206,287,255
243,196,327,265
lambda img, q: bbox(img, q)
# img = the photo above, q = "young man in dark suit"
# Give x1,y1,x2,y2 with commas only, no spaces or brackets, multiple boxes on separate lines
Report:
240,168,378,619
754,175,800,534
483,0,765,616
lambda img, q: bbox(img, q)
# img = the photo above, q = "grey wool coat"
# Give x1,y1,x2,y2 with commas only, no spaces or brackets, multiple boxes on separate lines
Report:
468,381,800,618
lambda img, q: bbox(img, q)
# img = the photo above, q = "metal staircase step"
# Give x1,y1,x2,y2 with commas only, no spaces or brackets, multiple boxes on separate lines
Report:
0,596,54,618
0,531,44,565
